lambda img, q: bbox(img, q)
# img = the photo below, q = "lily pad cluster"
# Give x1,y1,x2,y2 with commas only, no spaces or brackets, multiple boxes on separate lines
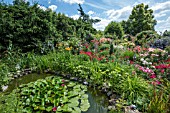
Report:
16,76,90,113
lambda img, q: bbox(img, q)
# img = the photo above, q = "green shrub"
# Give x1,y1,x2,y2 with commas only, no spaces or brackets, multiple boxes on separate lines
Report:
104,21,124,39
99,50,109,56
135,30,160,46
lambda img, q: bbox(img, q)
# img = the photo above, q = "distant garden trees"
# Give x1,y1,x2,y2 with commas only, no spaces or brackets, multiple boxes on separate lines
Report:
0,0,97,52
104,21,124,39
163,30,170,37
122,3,157,36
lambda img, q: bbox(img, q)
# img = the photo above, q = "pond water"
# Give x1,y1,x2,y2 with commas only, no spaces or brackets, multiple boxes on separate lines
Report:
3,73,108,113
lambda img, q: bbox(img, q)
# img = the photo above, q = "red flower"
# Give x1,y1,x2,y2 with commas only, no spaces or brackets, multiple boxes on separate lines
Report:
155,64,169,69
52,107,57,111
61,84,65,87
164,58,170,62
130,60,134,64
97,57,103,61
150,74,156,79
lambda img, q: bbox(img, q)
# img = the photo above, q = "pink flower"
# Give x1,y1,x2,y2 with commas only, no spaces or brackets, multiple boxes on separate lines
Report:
85,52,92,56
150,74,156,79
155,80,161,85
151,80,161,85
160,69,164,74
52,107,57,111
61,84,65,87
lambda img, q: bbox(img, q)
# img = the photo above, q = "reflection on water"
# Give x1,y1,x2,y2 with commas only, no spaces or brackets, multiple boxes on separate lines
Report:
4,73,52,93
3,73,109,113
85,87,108,113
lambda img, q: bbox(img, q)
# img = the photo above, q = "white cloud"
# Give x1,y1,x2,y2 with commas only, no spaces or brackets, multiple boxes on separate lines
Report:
37,5,47,11
150,1,170,31
48,0,51,4
105,6,132,21
87,11,94,15
85,2,108,10
151,1,170,12
155,16,170,32
48,5,57,11
61,0,84,4
70,14,80,20
92,17,111,31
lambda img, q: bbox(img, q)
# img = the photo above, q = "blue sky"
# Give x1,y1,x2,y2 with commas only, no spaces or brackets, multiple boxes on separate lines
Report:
3,0,170,32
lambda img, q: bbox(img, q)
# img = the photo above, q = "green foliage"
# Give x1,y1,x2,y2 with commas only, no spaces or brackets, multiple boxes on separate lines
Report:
121,50,135,60
120,76,150,108
0,92,22,113
104,21,124,39
165,46,170,54
99,44,110,51
147,85,170,113
124,3,157,36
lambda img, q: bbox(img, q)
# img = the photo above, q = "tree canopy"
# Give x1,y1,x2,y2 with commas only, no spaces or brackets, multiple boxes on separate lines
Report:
122,3,157,36
104,21,124,39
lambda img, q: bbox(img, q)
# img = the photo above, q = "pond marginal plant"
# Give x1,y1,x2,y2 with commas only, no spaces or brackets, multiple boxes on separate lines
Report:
15,76,90,113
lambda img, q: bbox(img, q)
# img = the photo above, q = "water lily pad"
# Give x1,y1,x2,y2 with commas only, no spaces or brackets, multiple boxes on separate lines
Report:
67,82,76,87
80,101,90,112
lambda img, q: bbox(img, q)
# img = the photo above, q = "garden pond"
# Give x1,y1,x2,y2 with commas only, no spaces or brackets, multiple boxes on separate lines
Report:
1,73,109,113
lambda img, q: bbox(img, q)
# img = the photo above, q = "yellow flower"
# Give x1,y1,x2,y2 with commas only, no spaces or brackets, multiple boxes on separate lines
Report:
65,47,71,51
59,43,62,46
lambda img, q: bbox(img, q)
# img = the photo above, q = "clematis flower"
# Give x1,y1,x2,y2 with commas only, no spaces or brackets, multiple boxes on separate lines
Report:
52,106,57,111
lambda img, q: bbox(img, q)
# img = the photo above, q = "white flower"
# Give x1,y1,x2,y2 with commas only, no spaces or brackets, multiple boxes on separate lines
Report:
148,62,152,65
140,58,144,61
142,60,147,65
